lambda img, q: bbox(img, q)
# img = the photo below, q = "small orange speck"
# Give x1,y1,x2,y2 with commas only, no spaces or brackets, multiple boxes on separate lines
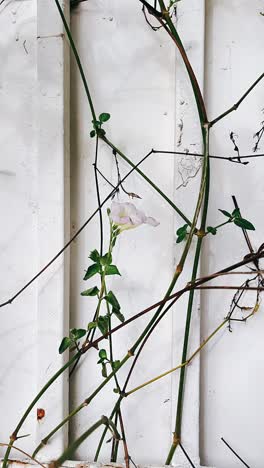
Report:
37,408,45,420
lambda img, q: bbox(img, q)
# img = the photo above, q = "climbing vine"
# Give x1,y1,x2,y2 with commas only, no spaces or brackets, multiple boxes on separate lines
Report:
1,1,264,468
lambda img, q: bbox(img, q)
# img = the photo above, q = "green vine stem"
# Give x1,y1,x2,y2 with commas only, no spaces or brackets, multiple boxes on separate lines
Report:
0,148,159,310
166,148,210,462
3,3,262,466
54,0,96,122
5,246,260,467
31,246,264,459
2,352,80,468
52,1,209,462
126,319,228,396
54,0,193,228
32,355,131,459
101,136,192,226
93,130,210,462
50,416,119,468
156,0,207,125
0,443,46,468
94,397,122,462
138,3,211,462
49,3,210,462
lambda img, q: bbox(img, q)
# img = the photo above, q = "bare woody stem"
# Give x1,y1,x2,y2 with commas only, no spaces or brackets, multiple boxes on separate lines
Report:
50,317,228,465
0,443,46,468
9,244,264,462
209,72,264,127
31,247,264,458
5,0,262,464
101,135,192,226
0,1,195,312
0,146,182,309
55,0,192,227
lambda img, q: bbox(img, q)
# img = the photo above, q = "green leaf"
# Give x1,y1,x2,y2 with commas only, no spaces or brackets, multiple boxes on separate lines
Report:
90,130,96,138
92,119,101,129
207,226,217,235
234,218,255,231
112,360,121,371
176,233,186,244
99,112,111,123
88,321,97,330
105,291,120,310
113,388,120,394
89,249,100,263
97,316,109,336
101,362,107,378
100,253,112,266
176,224,188,236
59,336,72,354
70,328,86,341
218,209,232,218
113,308,125,323
99,349,107,360
232,208,240,218
105,264,121,276
83,263,100,280
81,286,99,297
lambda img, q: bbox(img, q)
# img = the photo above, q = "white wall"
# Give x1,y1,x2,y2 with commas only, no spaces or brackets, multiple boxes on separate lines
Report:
201,1,264,467
69,1,203,466
0,0,37,458
0,1,264,467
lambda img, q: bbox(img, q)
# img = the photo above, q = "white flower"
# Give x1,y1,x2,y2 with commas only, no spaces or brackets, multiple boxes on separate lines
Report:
110,201,159,232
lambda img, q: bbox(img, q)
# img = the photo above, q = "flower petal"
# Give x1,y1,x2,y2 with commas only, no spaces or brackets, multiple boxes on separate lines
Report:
109,201,159,231
146,216,160,227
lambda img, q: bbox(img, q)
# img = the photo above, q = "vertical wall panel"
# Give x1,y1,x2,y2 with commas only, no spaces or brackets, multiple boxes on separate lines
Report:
69,1,205,465
0,0,37,458
69,1,175,464
201,2,264,467
36,0,70,460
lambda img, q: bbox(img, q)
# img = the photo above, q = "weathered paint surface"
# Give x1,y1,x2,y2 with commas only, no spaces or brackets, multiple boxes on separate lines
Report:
69,0,204,466
1,1,264,468
0,0,38,458
200,2,264,467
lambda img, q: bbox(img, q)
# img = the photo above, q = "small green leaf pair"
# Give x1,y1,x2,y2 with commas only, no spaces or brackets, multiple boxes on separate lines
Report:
90,113,111,138
59,328,86,354
82,249,121,283
97,348,120,378
104,291,125,323
207,226,217,235
87,317,108,335
219,208,255,230
176,224,188,243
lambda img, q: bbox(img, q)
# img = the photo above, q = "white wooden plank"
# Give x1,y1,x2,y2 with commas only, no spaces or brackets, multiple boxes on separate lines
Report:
0,0,38,459
200,2,264,467
69,0,176,465
36,0,70,461
69,0,208,466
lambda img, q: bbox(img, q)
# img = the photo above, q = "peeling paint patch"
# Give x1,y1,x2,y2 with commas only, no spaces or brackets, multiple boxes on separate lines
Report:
176,153,202,190
177,119,184,147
